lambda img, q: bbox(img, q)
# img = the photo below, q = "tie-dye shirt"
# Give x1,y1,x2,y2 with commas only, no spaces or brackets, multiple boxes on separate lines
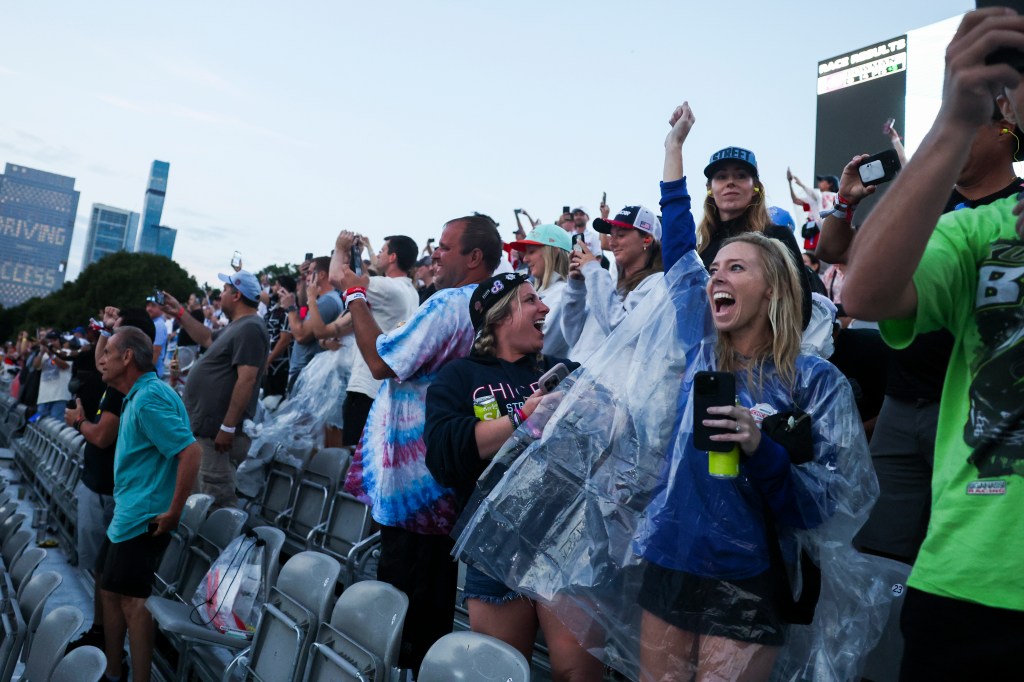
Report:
344,284,478,534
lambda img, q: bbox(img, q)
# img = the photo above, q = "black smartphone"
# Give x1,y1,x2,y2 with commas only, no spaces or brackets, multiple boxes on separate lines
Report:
977,1,1024,71
537,363,568,395
571,233,585,252
601,191,607,206
152,287,165,305
858,149,902,186
350,241,363,276
691,371,736,452
562,205,571,215
304,252,313,263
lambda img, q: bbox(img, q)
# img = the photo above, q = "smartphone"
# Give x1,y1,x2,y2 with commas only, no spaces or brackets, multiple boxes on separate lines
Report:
691,371,736,452
601,191,607,206
858,148,902,186
350,240,363,276
977,1,1024,71
537,363,569,395
562,205,571,215
304,252,313,263
571,233,585,252
882,117,896,135
152,287,165,306
231,251,242,269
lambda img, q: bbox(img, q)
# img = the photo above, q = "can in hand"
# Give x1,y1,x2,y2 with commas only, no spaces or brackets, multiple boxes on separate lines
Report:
473,394,501,421
708,445,740,478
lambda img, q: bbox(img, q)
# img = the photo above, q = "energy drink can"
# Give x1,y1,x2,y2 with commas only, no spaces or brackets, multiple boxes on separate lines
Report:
473,394,501,421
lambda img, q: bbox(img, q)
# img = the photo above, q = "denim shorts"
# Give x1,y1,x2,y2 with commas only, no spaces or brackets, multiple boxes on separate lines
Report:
462,564,520,605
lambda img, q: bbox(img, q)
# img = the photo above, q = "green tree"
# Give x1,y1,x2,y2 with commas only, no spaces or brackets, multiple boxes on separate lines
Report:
0,252,198,340
256,262,299,283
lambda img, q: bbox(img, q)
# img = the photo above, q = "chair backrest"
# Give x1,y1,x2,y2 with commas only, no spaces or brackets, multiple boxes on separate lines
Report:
251,526,286,600
174,507,248,601
17,570,62,660
153,494,216,594
0,594,26,682
244,551,341,682
49,644,107,682
315,491,372,563
418,632,531,682
2,529,32,568
0,502,17,528
327,580,408,674
9,547,45,599
287,448,349,542
22,605,84,681
0,512,25,545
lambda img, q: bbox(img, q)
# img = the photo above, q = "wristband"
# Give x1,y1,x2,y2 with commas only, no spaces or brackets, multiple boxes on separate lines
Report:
99,330,112,338
508,406,526,429
219,424,236,434
286,305,298,313
344,292,369,309
176,307,185,319
74,417,85,432
343,286,367,303
820,195,857,223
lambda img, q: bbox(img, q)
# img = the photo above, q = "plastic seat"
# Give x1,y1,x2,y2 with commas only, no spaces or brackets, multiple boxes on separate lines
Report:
160,507,247,601
252,446,311,530
307,488,373,586
418,631,531,682
0,530,31,572
49,644,107,682
22,605,83,681
281,447,349,554
304,580,408,682
0,593,25,682
4,547,45,601
153,493,215,595
208,551,341,682
0,513,25,547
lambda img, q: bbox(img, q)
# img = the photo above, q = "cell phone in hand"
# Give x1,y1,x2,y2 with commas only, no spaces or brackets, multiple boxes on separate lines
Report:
537,363,569,395
231,251,242,269
692,371,736,452
601,191,607,206
152,287,165,305
858,149,902,186
350,240,363,276
882,117,896,135
304,252,313,263
571,233,585,252
563,205,571,215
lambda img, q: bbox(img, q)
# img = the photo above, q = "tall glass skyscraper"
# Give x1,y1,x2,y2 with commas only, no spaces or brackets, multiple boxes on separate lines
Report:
83,204,140,267
136,160,174,258
0,163,80,308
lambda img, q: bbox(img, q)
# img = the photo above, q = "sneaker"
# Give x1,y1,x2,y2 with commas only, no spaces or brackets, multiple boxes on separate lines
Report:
66,625,104,651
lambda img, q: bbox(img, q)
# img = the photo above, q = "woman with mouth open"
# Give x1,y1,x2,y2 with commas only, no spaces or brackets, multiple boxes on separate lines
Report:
631,102,873,681
423,273,600,681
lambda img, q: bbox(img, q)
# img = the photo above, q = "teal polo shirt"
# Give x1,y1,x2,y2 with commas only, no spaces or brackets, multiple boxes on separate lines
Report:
107,372,196,543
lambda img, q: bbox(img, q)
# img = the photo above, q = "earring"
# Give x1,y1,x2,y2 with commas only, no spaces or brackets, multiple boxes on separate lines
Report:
707,190,713,197
753,187,760,193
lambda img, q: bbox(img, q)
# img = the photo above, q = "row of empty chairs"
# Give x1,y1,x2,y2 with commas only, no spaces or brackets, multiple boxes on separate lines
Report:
0,395,27,451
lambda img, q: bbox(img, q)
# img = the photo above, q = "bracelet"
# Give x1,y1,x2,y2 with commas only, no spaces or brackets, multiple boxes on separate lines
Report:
286,305,298,313
176,307,185,319
219,424,236,434
343,286,367,303
345,292,368,309
820,195,857,222
73,417,85,432
508,406,526,429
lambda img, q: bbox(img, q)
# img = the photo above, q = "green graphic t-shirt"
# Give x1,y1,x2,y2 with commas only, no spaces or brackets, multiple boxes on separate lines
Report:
880,195,1024,611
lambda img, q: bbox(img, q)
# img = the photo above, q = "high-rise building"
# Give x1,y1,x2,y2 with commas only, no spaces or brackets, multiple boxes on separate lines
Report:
136,160,174,257
83,204,140,267
0,163,80,308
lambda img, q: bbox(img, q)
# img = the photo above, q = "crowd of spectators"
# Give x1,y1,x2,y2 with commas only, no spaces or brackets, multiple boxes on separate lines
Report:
1,9,1022,681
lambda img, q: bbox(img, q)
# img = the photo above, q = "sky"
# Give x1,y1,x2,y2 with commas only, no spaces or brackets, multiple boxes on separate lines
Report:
0,0,970,291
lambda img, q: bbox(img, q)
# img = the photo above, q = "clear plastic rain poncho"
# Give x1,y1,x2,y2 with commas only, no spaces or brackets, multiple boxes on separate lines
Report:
453,249,890,681
236,339,353,497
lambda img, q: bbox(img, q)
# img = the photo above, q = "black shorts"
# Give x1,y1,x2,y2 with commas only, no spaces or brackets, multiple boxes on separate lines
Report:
99,524,172,598
638,561,785,646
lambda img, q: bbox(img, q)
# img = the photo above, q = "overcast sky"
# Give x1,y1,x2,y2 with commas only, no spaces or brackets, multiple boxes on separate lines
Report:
0,0,969,290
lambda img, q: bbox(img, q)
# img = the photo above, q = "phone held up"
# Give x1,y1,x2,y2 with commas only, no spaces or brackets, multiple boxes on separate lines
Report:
858,149,901,187
152,287,165,306
571,233,586,253
562,205,571,216
350,239,363,277
691,371,736,452
537,363,568,395
230,251,242,269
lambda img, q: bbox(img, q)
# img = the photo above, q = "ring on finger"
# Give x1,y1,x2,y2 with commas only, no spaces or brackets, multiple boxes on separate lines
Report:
735,424,741,433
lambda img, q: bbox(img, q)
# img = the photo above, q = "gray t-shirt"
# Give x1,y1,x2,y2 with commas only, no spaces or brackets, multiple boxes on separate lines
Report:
289,290,344,377
183,314,269,437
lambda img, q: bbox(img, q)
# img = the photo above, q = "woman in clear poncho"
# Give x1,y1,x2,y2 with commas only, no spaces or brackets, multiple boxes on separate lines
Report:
453,103,879,682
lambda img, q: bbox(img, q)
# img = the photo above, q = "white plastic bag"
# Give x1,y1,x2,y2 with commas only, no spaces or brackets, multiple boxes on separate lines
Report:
191,533,265,633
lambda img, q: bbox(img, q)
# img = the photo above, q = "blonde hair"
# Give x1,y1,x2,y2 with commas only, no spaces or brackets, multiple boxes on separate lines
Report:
473,288,523,356
714,232,802,390
697,178,771,254
536,246,569,292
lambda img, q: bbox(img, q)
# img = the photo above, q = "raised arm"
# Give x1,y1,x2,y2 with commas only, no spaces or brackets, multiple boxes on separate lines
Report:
844,9,1024,321
661,102,698,270
814,154,877,264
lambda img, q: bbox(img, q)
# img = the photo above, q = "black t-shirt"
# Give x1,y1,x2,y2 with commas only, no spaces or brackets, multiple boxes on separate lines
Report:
81,386,126,495
701,220,813,329
70,347,104,417
886,177,1024,402
424,353,577,511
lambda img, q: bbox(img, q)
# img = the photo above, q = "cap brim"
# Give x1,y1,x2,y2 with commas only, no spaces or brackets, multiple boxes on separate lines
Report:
703,159,759,179
508,239,543,251
593,218,640,234
217,273,232,285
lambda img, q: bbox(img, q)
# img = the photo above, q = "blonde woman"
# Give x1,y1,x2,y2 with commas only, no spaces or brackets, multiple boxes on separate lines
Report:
510,224,572,357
